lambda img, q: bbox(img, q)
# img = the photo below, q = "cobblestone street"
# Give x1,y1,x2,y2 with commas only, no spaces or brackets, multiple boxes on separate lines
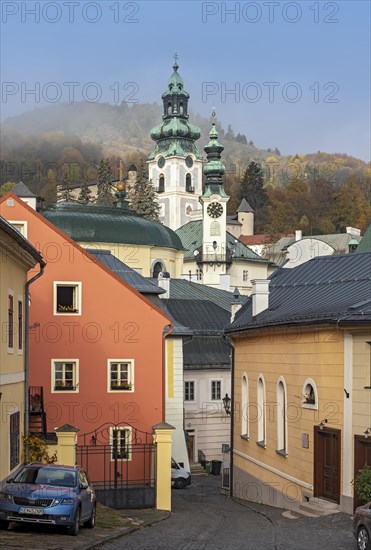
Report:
99,475,355,550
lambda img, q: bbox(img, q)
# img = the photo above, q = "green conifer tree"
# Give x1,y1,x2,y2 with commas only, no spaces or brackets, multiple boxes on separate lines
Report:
97,159,114,205
78,185,93,204
128,162,160,222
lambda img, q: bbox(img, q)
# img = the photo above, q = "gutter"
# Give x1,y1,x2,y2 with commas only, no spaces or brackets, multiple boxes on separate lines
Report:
223,334,234,499
24,262,45,437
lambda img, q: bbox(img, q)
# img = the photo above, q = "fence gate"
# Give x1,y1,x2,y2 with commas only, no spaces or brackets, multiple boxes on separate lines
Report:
76,422,156,509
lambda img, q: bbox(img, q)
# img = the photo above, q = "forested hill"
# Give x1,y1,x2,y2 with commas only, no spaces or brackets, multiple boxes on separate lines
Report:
1,101,369,233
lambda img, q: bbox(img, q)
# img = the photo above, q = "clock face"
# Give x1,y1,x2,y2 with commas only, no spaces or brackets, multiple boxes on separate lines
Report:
207,201,223,219
185,156,193,168
157,156,165,169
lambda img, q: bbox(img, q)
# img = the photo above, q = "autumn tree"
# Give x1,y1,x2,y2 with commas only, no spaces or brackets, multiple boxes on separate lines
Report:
0,182,16,196
128,162,160,222
96,158,114,205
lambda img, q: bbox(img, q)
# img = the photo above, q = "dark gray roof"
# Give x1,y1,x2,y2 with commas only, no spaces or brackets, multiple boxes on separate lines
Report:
87,249,164,295
226,252,371,333
146,295,192,336
236,198,254,213
12,181,36,198
148,278,248,312
183,336,230,369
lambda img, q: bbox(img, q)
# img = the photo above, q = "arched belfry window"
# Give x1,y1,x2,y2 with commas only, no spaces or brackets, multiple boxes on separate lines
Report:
277,378,287,455
241,374,249,438
179,102,184,115
152,262,164,279
186,173,193,193
167,103,172,115
158,174,165,193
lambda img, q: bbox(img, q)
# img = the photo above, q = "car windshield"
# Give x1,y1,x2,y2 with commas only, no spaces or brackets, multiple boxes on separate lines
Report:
13,467,77,487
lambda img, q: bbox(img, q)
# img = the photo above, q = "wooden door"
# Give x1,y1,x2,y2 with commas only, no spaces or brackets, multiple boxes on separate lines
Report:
354,435,371,510
314,426,341,504
187,432,195,463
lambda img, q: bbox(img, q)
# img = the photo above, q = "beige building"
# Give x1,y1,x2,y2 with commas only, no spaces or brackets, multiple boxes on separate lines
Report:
226,252,371,515
0,214,44,480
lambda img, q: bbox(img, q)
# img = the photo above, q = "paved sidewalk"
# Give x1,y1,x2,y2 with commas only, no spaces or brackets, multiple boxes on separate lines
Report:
0,504,170,550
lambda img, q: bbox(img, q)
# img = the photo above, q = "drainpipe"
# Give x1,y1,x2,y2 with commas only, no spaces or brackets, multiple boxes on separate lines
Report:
24,263,45,437
162,323,173,422
229,342,235,499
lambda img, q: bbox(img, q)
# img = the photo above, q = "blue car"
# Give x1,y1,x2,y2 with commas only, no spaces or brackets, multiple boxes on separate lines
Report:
0,463,96,536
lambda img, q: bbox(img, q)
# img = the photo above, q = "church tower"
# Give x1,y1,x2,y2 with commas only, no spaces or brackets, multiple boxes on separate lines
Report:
198,111,230,287
148,58,204,230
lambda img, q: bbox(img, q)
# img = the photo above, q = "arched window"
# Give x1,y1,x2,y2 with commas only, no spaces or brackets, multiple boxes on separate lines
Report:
158,174,165,193
241,374,249,438
257,376,266,446
179,102,184,115
186,173,192,192
277,378,287,455
302,378,318,409
210,221,220,236
167,103,172,115
152,262,164,279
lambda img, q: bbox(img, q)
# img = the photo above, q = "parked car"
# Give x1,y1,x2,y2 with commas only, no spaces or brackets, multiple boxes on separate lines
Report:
353,501,371,550
0,463,96,536
171,458,191,489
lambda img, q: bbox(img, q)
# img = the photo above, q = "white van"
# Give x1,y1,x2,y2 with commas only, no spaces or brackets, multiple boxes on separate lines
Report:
171,458,191,489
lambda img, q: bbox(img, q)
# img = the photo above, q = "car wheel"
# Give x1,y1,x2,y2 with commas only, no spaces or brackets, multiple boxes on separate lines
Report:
174,477,187,489
67,507,80,536
84,503,96,529
0,520,9,530
357,526,371,550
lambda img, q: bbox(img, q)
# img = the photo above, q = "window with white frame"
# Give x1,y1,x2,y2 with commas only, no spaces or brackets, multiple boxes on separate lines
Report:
302,378,318,409
277,378,287,455
54,282,81,314
184,381,195,401
110,427,132,460
52,360,79,392
241,374,249,438
243,270,249,282
257,376,266,446
108,360,134,391
211,380,221,401
9,221,27,237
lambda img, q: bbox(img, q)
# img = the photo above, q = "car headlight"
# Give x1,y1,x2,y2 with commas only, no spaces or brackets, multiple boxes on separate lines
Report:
0,492,14,503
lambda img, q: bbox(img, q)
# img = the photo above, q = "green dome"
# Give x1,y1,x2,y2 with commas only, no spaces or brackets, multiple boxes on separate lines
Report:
42,202,185,250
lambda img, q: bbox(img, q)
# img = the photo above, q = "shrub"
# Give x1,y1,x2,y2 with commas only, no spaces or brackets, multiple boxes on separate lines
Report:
23,434,57,464
352,466,371,502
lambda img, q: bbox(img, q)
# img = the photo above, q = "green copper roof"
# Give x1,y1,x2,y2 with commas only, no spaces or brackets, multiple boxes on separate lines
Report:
176,220,269,263
201,112,228,198
148,62,203,161
42,202,185,250
355,225,371,253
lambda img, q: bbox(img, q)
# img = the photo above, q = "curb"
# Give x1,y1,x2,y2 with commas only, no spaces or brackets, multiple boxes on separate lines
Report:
81,511,171,549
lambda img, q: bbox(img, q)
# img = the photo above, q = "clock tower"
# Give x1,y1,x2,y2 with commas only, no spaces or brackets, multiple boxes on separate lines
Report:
148,58,204,230
198,112,230,286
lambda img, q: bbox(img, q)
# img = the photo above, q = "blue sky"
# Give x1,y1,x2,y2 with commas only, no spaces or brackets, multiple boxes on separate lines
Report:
1,1,370,160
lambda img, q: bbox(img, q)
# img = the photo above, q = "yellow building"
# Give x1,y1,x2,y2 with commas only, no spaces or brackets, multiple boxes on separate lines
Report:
0,215,44,480
225,253,371,515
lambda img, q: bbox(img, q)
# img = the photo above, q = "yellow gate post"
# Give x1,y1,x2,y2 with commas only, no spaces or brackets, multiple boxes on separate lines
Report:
54,424,79,466
152,422,175,511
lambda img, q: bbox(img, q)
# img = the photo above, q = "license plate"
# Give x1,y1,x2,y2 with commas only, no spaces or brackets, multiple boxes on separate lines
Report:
19,507,44,516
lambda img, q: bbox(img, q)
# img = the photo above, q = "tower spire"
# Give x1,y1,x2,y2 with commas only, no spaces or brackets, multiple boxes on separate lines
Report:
203,110,226,186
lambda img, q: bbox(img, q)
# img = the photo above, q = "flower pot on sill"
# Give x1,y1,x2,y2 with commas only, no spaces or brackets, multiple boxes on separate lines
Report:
54,385,75,391
111,385,132,391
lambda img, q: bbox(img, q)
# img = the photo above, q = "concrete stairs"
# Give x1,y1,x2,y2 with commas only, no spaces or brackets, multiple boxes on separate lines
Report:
190,462,208,476
282,497,340,519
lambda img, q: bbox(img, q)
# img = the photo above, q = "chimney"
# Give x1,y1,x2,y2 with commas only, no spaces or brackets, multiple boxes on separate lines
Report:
157,272,170,299
346,226,361,237
295,230,302,241
231,287,243,323
251,279,270,317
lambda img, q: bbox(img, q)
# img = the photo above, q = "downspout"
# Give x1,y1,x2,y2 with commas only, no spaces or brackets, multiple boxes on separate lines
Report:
162,323,174,422
229,342,235,499
24,263,45,437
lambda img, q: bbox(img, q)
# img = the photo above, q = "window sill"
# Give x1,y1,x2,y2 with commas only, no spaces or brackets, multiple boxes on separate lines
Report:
364,386,371,390
240,435,249,441
256,441,266,449
302,402,318,410
276,449,288,457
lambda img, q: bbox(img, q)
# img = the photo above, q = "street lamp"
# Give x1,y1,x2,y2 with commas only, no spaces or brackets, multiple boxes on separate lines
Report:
363,428,371,438
222,393,231,415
